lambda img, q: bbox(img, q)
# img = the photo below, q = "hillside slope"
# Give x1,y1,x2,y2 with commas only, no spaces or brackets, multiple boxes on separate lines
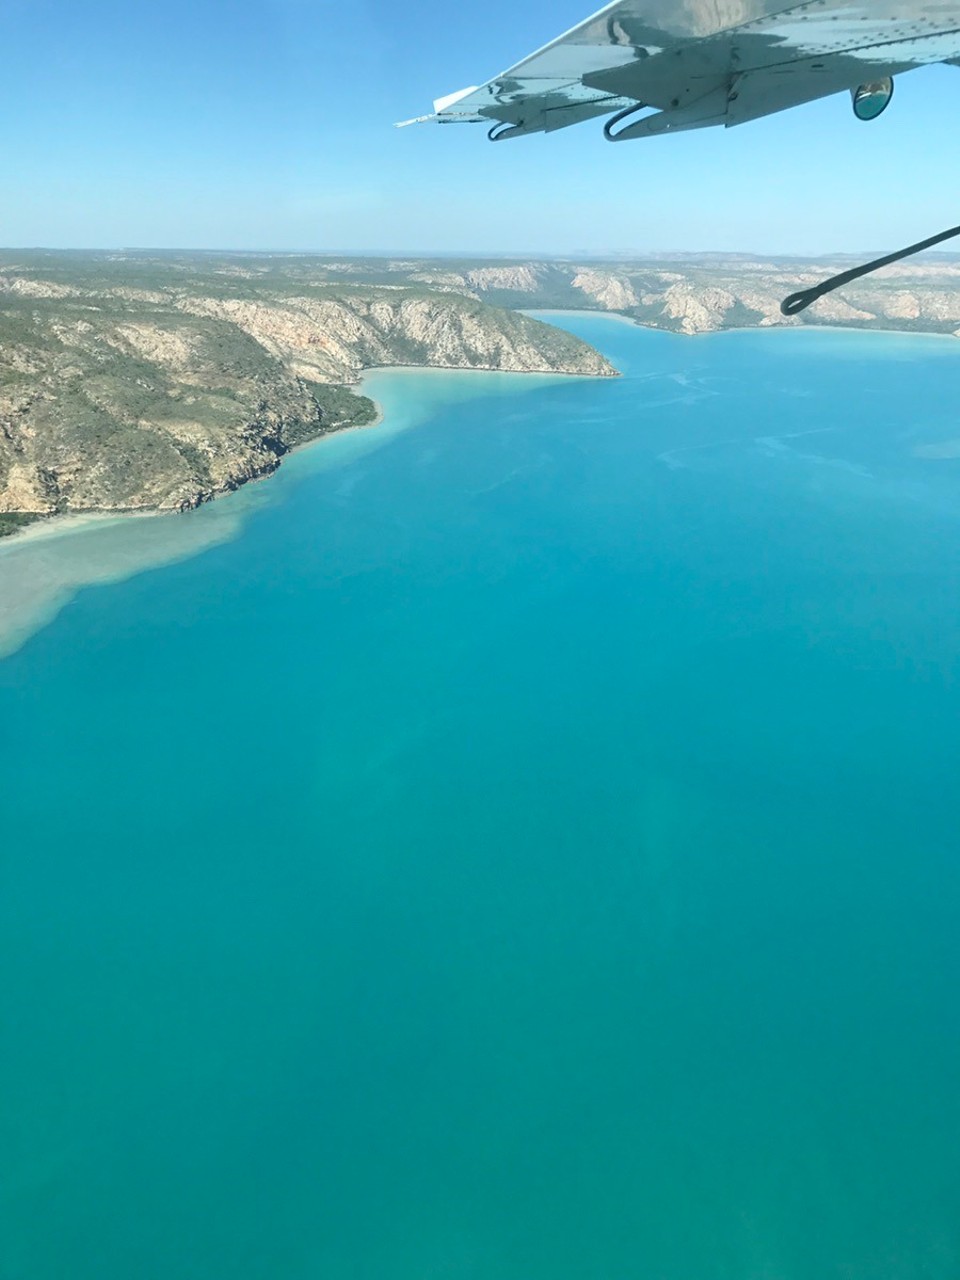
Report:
0,260,616,526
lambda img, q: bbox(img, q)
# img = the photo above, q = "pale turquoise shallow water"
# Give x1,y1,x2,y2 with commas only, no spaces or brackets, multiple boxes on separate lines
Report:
2,316,960,1278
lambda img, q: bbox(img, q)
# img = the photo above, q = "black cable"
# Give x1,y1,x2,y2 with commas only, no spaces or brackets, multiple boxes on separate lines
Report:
603,102,649,141
780,223,960,316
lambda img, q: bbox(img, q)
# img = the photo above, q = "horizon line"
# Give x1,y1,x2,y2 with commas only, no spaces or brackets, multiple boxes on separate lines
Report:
3,245,960,262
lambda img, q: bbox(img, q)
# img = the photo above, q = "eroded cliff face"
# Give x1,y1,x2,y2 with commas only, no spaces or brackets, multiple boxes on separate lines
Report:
572,270,640,312
175,291,614,383
561,260,960,335
320,255,960,338
0,269,616,526
0,311,321,518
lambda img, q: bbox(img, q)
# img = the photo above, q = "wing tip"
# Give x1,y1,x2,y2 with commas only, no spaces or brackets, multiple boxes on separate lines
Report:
395,114,437,128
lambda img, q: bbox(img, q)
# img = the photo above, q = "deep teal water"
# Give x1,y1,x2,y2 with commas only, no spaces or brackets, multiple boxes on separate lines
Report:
2,316,960,1278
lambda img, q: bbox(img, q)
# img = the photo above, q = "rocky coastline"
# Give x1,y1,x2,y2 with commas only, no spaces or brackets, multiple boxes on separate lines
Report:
9,245,959,540
0,259,617,537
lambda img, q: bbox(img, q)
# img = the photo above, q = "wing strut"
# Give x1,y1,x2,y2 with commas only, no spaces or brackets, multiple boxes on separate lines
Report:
781,223,960,315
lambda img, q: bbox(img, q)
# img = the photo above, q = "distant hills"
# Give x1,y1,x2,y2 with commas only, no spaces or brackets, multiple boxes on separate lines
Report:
262,250,960,337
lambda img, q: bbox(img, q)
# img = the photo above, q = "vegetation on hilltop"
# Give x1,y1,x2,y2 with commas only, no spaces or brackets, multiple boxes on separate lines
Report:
0,254,615,531
8,249,960,339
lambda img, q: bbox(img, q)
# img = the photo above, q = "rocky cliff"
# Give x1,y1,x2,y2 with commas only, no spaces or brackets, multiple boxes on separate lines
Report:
260,252,960,338
0,258,616,529
553,258,960,336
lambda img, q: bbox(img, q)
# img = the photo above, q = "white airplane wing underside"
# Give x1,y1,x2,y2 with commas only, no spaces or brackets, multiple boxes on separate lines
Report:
403,1,960,139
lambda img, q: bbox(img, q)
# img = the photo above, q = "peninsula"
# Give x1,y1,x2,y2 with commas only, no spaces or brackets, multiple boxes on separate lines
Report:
5,246,960,536
0,252,615,535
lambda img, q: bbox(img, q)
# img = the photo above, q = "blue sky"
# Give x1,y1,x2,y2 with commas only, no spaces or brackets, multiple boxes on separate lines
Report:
1,0,957,255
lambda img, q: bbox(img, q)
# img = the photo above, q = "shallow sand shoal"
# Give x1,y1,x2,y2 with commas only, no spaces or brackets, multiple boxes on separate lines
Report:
0,362,573,659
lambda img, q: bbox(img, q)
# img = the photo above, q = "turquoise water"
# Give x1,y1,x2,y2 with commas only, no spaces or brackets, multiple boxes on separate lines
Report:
2,316,960,1278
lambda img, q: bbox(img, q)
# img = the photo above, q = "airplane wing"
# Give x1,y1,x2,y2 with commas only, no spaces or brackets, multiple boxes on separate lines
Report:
401,1,960,141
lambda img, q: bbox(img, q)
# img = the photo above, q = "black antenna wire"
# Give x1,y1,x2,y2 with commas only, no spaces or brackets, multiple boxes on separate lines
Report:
780,223,960,316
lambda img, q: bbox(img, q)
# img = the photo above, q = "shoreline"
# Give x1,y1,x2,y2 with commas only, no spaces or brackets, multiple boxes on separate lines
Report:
528,305,960,344
0,359,593,551
0,397,387,553
0,358,593,657
525,307,638,326
2,321,956,660
0,508,163,550
7,317,956,552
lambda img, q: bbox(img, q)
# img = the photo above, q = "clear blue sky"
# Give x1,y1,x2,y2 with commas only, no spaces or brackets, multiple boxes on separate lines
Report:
2,0,957,255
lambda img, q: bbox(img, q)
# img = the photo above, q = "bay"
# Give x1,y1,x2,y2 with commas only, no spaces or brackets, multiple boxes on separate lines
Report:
2,315,959,1278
